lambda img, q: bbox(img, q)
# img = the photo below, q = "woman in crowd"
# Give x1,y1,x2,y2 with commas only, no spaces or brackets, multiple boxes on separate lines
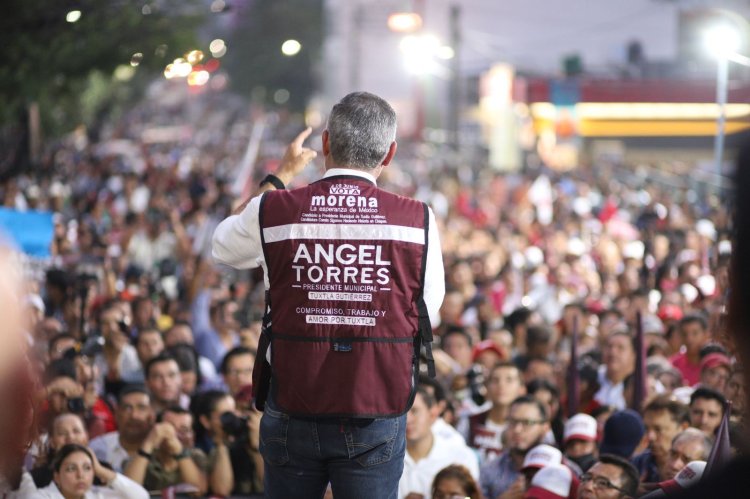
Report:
431,464,483,499
14,443,148,498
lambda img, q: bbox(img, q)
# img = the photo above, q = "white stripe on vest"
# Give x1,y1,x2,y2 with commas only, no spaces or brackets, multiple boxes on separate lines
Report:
263,223,425,245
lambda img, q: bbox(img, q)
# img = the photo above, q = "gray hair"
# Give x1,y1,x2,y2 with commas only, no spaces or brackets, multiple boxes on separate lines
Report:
326,92,397,170
671,427,712,460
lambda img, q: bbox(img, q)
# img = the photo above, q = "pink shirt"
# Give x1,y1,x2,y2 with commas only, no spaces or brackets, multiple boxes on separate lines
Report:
670,352,701,386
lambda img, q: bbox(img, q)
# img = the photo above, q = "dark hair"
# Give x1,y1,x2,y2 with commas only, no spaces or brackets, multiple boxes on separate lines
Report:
510,395,548,421
525,325,552,347
418,374,446,404
415,385,437,408
51,443,93,473
136,327,162,343
117,384,150,404
190,390,233,445
441,326,473,348
690,387,727,411
219,346,255,375
158,405,191,422
598,453,639,497
431,464,482,499
679,313,708,331
144,352,179,379
643,395,690,425
505,307,533,333
608,330,637,353
527,378,559,399
699,343,729,359
489,361,521,378
44,358,78,385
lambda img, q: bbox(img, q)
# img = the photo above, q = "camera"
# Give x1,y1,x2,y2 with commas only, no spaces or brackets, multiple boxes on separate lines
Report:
67,397,86,414
220,411,249,440
466,364,486,406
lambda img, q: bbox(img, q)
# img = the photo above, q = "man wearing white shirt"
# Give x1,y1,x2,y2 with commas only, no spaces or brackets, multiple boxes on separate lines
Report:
399,387,479,499
594,331,635,410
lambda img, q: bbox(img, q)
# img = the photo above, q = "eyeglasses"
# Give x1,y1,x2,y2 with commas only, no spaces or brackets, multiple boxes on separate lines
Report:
580,473,626,492
506,418,545,428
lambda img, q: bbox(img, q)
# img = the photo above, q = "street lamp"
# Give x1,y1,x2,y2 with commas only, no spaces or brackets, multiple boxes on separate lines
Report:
704,24,742,191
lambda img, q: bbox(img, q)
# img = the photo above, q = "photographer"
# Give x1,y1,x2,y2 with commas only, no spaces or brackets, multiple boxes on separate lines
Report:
93,304,143,396
192,390,237,497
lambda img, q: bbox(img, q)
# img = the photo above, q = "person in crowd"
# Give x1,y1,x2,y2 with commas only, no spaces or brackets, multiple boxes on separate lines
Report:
15,443,149,498
467,362,526,463
134,328,164,368
431,464,482,499
520,444,563,485
472,339,507,374
31,413,92,487
163,321,220,388
399,387,478,499
89,385,155,472
227,386,265,497
192,390,238,496
419,375,467,448
441,327,475,373
93,304,143,391
219,346,255,398
688,387,726,437
192,298,241,371
525,463,579,499
724,367,745,419
577,454,639,499
661,428,711,481
527,378,564,447
123,407,207,495
631,396,689,483
669,314,711,387
144,353,188,413
213,92,445,499
479,395,550,499
697,350,732,392
167,343,203,396
594,332,636,410
563,414,599,473
598,410,646,459
513,325,554,372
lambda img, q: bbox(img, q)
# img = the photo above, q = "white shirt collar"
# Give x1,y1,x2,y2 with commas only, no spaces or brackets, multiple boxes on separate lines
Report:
323,168,377,186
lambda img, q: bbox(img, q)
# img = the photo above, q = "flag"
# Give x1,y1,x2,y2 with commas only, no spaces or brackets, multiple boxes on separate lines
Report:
567,315,580,417
633,311,648,412
704,401,733,478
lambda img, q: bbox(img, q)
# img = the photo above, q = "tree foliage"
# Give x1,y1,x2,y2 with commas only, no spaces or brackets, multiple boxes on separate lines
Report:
0,0,203,129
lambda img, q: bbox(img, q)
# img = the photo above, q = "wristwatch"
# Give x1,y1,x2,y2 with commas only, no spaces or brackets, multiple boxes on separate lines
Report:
173,449,190,461
259,174,285,190
137,448,153,460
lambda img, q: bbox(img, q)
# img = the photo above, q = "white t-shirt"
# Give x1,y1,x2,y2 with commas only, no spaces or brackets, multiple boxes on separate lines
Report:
399,430,479,499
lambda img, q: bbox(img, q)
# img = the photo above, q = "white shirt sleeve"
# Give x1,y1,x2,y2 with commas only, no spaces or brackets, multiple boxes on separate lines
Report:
97,473,149,499
211,194,265,269
423,207,445,328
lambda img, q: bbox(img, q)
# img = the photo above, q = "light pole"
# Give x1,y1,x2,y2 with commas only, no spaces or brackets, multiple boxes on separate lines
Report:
705,25,741,192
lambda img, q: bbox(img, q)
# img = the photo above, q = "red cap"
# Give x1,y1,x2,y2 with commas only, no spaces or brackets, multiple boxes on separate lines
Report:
472,340,505,362
657,304,683,322
700,352,731,372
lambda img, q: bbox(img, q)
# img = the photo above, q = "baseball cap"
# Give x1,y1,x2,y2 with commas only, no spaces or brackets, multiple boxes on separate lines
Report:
563,414,597,445
700,352,731,372
522,444,563,471
525,463,579,499
472,339,505,363
599,409,645,458
658,461,706,495
657,304,684,322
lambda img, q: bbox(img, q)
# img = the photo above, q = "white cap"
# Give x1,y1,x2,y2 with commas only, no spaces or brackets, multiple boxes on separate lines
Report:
659,461,706,494
564,414,597,444
622,240,645,260
522,444,562,470
526,463,575,499
696,219,717,241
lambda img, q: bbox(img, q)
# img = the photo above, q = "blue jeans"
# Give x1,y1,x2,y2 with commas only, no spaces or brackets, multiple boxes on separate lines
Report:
260,401,406,499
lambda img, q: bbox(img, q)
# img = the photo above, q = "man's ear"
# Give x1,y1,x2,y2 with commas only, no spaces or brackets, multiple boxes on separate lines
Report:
381,141,397,166
322,130,330,157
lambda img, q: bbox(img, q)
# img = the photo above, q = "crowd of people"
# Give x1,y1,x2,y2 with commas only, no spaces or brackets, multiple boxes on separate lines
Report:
0,84,742,498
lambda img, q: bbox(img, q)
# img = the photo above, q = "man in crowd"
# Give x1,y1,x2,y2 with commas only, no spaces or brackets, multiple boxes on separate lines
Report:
219,346,255,398
632,396,689,483
94,304,143,391
123,407,207,494
467,361,526,463
595,332,636,410
662,428,711,481
145,353,189,412
688,387,726,437
563,414,599,473
479,395,550,499
90,385,155,472
135,328,165,368
212,92,445,498
578,454,640,499
698,351,732,392
399,387,478,499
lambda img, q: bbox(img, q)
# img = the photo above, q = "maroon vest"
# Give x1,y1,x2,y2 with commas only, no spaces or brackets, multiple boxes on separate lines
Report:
258,176,429,418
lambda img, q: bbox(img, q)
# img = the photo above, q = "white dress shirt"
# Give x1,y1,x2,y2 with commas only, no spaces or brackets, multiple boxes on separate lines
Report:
88,432,130,473
212,168,445,326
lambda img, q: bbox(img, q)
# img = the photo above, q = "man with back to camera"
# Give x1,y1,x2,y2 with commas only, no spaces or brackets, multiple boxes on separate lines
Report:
212,92,445,499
